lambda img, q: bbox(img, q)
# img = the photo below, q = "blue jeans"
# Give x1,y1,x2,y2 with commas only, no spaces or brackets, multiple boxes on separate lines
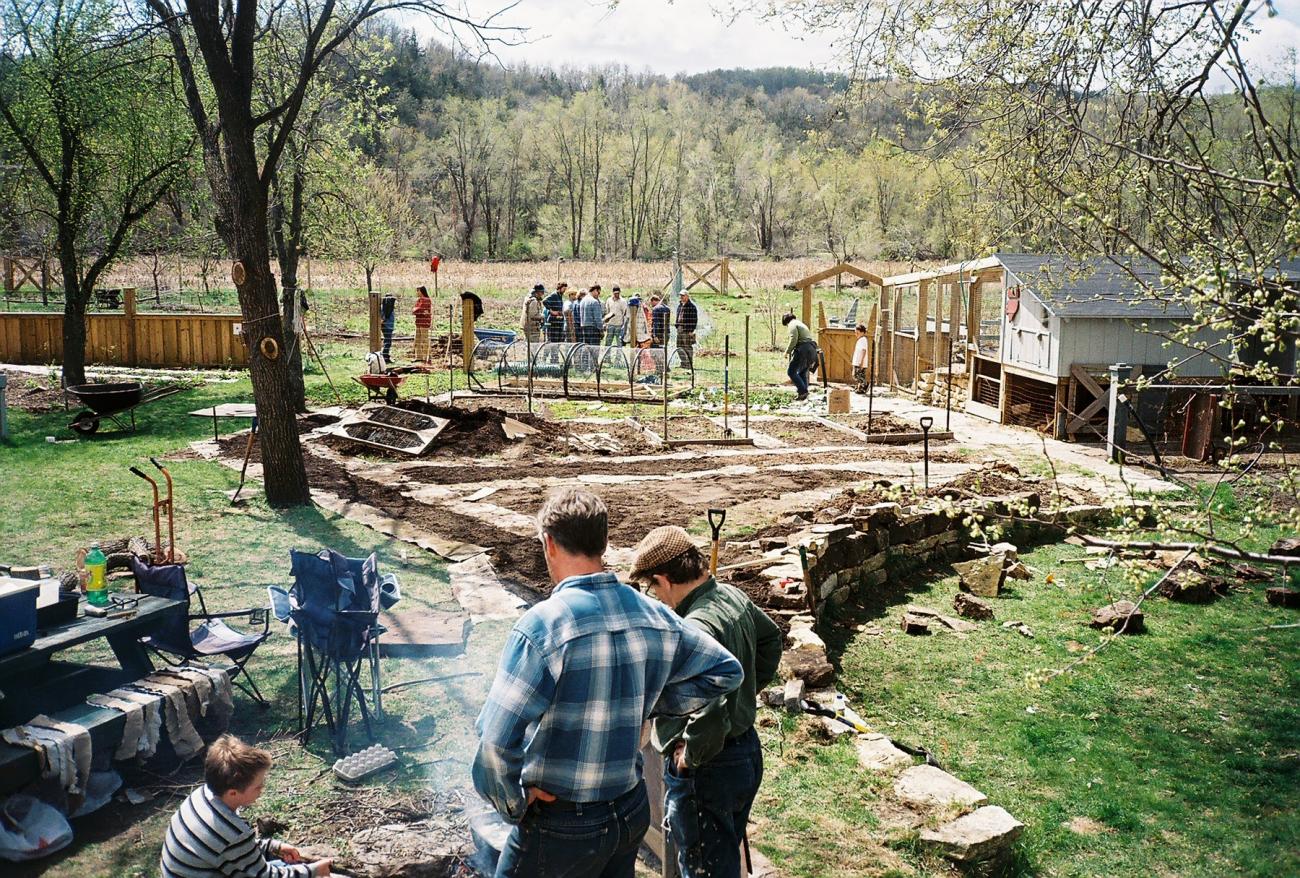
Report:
603,325,625,347
788,341,817,396
663,727,763,878
495,780,651,878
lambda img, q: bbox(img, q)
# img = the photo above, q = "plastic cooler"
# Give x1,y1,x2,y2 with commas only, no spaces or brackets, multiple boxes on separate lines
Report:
474,328,517,345
0,580,38,657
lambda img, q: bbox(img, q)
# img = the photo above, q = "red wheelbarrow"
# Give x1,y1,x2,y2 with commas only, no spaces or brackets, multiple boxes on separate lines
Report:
352,372,405,405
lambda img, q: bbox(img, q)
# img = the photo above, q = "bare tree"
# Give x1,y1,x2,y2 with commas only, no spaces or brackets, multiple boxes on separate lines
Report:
143,0,514,506
0,0,191,386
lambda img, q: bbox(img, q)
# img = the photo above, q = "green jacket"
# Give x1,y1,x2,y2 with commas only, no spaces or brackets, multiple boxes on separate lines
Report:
651,577,783,769
786,319,814,356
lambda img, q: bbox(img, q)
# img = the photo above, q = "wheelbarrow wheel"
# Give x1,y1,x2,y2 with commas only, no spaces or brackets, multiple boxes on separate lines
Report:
70,410,100,435
385,385,398,405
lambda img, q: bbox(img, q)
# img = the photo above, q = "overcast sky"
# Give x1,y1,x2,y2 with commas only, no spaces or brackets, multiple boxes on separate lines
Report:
410,0,1300,83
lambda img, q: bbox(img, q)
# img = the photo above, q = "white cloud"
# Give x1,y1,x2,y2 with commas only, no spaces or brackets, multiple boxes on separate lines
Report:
409,0,1298,84
420,0,838,75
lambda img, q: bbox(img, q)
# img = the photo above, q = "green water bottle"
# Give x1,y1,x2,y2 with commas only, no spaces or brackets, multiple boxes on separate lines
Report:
85,543,108,607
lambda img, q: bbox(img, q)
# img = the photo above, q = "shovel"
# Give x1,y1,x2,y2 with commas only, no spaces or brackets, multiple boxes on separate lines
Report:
232,416,259,505
707,508,726,575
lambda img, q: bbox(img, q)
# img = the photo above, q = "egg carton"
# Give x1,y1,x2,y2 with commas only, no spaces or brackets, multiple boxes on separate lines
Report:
332,744,397,784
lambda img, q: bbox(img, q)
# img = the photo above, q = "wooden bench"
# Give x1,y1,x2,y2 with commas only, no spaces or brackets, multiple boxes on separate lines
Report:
0,701,127,797
0,596,184,795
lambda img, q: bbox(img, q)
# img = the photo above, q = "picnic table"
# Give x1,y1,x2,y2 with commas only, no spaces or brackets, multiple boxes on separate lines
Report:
0,595,184,795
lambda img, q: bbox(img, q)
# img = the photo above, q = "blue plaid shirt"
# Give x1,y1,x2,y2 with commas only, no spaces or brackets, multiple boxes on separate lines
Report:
472,572,744,821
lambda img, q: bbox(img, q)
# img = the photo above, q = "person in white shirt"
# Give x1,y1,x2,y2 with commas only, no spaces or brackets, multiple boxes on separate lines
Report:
603,286,630,346
851,323,871,392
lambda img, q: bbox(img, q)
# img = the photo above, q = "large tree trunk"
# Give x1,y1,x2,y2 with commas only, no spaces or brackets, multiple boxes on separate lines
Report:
58,245,88,387
271,171,307,412
225,153,309,506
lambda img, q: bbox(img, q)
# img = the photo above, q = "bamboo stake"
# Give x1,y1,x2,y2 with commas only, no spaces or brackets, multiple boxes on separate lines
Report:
662,342,669,441
744,315,750,439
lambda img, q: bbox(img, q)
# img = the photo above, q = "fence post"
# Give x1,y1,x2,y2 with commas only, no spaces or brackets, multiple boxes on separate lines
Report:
368,291,381,353
124,287,138,366
1107,362,1132,463
461,294,475,375
720,257,729,294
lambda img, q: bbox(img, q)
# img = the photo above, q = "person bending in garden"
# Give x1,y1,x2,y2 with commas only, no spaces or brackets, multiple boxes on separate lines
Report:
473,488,743,878
162,735,331,878
631,525,782,878
783,312,817,400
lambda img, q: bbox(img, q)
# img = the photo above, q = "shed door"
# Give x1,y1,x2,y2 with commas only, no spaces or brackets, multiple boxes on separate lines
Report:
1004,288,1050,370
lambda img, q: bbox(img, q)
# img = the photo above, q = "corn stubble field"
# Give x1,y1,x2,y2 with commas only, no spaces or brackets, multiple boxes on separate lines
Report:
105,256,916,300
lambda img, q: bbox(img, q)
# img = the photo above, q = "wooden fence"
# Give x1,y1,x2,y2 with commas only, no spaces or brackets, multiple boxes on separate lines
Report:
0,289,248,369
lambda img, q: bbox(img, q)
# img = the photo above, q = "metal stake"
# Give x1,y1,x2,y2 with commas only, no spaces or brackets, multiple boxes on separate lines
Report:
723,334,730,436
919,415,933,490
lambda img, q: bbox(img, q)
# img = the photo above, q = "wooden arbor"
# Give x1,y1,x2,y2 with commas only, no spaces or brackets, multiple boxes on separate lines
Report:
791,262,884,326
790,263,885,384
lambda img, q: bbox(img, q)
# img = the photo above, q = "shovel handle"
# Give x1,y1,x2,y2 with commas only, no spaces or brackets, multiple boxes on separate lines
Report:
707,508,726,540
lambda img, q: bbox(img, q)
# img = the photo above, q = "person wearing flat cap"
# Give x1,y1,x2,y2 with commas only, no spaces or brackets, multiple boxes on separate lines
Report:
629,525,783,878
473,490,744,878
522,284,545,343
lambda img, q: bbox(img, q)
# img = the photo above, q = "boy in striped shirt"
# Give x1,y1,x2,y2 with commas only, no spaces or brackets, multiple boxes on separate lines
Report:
162,735,331,878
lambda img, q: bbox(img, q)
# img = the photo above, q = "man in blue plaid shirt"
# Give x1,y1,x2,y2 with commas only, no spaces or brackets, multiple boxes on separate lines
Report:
473,488,744,878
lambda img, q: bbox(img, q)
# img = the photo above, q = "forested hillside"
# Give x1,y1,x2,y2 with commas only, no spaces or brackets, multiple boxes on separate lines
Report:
3,16,1290,278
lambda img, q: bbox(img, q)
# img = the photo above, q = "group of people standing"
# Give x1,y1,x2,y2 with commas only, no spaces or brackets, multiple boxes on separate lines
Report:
473,488,781,878
521,283,700,369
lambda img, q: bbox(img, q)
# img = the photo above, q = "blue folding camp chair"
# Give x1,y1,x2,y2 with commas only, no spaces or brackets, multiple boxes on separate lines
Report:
287,549,387,755
128,557,271,706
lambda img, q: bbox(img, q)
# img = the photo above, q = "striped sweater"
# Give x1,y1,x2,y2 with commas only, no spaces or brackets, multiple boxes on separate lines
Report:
162,785,312,878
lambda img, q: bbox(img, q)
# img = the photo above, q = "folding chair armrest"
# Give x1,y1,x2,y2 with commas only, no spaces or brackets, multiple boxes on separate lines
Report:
207,607,271,635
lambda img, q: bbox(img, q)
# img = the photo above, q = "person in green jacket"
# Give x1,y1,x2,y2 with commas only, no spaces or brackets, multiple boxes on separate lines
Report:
783,312,818,400
629,525,784,878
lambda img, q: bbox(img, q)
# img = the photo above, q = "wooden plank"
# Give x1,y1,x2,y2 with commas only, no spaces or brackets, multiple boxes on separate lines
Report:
162,318,178,367
914,280,929,392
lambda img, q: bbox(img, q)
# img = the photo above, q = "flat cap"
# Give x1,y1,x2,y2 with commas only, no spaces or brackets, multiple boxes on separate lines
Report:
629,525,699,580
533,283,545,291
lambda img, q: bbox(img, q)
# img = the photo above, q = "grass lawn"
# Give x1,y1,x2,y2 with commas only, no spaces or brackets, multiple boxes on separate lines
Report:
754,533,1300,877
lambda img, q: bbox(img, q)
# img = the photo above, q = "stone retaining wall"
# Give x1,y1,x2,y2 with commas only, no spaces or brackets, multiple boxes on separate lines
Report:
763,497,1134,624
